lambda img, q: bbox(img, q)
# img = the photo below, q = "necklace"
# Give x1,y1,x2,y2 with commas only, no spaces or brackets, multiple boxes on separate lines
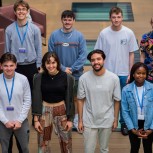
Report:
49,71,59,80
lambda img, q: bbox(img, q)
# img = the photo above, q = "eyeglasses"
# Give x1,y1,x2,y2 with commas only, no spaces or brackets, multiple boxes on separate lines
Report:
16,8,27,12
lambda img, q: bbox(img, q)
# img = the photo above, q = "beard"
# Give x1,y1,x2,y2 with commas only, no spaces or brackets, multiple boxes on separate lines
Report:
92,64,103,72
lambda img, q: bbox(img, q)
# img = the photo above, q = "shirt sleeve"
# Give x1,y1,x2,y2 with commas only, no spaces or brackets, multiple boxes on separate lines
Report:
77,77,86,99
71,34,87,72
17,78,31,123
34,27,42,68
5,28,11,53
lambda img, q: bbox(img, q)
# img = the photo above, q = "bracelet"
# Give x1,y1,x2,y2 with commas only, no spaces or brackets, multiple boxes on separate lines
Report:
34,120,39,122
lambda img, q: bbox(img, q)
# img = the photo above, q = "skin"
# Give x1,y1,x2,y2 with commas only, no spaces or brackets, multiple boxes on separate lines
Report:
1,61,22,130
131,67,152,137
61,17,75,33
78,53,120,132
14,4,29,26
110,12,123,31
34,57,73,133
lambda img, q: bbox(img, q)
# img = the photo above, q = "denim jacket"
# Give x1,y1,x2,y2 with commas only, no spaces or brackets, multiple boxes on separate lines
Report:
121,81,153,130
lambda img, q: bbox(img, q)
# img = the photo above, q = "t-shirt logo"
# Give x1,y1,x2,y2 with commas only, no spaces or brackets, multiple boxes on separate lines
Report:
120,39,127,45
62,43,69,47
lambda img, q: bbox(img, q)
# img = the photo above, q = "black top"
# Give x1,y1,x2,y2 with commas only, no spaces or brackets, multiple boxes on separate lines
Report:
41,71,67,103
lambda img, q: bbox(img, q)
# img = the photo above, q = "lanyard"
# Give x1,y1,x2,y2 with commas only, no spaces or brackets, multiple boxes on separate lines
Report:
16,22,28,46
134,84,145,114
3,73,15,105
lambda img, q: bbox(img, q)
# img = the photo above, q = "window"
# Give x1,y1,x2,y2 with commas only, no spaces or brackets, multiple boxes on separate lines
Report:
72,2,134,21
86,40,96,65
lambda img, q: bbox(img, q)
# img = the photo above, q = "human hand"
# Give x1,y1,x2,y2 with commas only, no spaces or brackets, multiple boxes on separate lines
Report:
144,129,152,137
13,121,22,130
34,121,43,133
64,121,73,131
132,129,147,139
5,121,14,129
78,120,84,133
112,120,118,131
126,75,130,84
65,67,72,74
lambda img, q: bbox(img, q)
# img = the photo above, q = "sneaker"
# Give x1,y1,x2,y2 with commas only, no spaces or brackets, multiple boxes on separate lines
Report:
121,123,128,136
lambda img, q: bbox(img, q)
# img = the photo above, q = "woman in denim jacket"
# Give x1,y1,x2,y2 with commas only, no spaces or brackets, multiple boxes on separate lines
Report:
121,62,153,153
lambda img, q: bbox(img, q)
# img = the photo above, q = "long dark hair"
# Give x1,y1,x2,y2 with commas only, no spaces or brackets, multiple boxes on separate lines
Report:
42,52,61,74
129,62,148,83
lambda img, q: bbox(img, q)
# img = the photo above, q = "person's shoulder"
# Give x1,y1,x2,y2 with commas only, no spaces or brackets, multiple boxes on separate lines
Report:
51,29,61,35
79,70,92,79
29,22,40,31
122,25,134,34
99,26,111,35
6,22,16,32
15,72,28,81
106,70,119,79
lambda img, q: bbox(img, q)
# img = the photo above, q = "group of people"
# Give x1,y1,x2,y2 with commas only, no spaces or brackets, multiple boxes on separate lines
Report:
0,0,153,153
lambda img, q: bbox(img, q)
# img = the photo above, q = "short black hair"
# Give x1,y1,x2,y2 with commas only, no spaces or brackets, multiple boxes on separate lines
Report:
61,10,75,20
0,53,17,64
87,49,106,61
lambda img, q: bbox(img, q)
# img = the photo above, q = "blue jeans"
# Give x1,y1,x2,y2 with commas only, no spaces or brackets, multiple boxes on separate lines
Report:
118,76,128,124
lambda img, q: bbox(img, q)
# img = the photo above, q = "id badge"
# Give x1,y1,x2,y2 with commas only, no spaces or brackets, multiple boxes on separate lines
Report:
19,48,26,53
6,106,14,111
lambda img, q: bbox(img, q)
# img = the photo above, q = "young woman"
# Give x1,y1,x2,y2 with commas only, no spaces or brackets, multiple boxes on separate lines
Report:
121,62,153,153
32,52,75,153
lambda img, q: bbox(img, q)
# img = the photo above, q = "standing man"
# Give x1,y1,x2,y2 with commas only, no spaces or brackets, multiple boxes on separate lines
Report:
0,53,31,153
94,7,139,135
5,0,42,91
5,0,42,152
77,50,121,153
48,10,87,132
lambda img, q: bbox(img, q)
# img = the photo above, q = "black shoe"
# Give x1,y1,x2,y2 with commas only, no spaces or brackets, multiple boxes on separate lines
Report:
121,123,128,136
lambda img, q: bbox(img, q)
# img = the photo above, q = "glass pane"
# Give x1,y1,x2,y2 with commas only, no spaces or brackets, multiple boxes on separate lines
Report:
72,2,134,21
86,40,96,65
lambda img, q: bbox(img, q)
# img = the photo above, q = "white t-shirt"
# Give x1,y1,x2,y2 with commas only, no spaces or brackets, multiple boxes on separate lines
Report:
0,72,31,124
94,26,139,76
77,70,121,128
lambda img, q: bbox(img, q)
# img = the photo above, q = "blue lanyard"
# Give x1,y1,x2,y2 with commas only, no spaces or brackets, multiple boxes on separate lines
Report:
16,22,28,46
3,73,15,105
134,83,145,114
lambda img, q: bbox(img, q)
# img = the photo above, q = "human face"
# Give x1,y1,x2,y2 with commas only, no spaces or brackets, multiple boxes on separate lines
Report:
15,5,28,21
90,53,104,72
1,61,17,79
61,17,75,32
45,57,58,75
133,67,147,86
110,12,123,30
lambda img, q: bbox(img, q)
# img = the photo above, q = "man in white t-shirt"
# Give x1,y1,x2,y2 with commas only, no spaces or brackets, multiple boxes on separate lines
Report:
77,50,121,153
94,7,139,135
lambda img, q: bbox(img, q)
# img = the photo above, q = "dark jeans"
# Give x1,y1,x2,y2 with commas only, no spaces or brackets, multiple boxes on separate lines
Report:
16,62,38,91
8,134,22,153
129,120,153,153
118,76,128,124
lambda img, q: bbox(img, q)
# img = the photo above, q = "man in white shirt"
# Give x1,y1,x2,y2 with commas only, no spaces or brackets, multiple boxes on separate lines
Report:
0,53,31,153
94,7,139,135
77,50,121,153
